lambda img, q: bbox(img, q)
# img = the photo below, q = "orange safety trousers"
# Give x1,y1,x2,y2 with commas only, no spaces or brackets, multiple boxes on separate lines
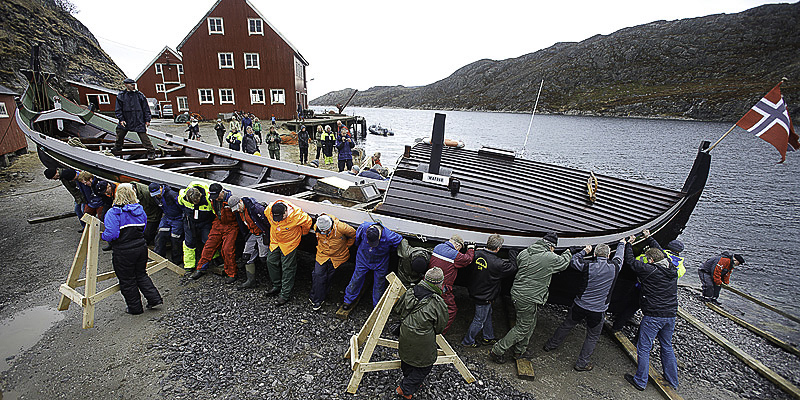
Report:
196,219,239,277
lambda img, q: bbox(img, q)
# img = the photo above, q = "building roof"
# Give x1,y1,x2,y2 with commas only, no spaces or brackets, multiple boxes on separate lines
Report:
134,46,183,81
65,80,119,95
0,84,18,96
176,0,308,65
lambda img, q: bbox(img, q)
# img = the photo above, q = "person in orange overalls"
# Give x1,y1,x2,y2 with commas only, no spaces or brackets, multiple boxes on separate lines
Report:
190,183,240,283
265,200,312,305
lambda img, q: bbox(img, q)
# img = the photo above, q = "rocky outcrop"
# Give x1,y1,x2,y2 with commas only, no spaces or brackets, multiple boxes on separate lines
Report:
311,3,800,122
0,0,126,94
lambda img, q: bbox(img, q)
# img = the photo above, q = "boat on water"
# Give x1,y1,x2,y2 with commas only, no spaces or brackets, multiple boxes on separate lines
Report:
368,124,394,136
17,74,711,306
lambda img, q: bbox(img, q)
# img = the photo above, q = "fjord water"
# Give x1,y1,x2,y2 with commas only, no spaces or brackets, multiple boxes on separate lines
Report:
317,106,800,341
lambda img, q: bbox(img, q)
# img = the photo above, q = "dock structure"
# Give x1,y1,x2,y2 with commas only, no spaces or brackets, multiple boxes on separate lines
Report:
282,114,367,137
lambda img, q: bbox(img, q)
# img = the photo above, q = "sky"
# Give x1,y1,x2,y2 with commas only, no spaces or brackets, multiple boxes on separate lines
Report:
68,0,787,99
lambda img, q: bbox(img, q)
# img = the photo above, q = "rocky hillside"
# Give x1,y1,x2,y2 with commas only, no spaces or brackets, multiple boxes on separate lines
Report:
312,3,800,121
0,0,125,95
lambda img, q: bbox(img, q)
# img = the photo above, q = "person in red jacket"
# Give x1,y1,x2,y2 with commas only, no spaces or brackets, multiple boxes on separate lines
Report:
190,184,240,283
428,234,474,333
698,252,745,305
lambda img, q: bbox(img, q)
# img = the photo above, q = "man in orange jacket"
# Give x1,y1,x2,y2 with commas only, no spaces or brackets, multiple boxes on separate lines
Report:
190,183,240,283
265,200,312,305
310,214,356,311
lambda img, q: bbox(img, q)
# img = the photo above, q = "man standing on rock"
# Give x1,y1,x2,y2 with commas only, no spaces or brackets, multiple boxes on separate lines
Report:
490,232,571,364
623,231,679,391
114,78,157,160
265,200,312,306
310,214,356,311
342,222,403,309
542,239,625,372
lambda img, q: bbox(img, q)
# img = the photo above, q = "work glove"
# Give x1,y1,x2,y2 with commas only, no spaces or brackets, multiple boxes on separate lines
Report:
465,241,475,250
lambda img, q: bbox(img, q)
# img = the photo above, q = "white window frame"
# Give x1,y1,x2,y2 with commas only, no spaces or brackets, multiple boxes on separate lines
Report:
176,97,189,111
244,53,260,69
198,89,214,105
270,89,285,104
219,88,235,105
208,17,224,35
155,63,162,74
0,102,8,118
248,18,263,35
155,84,165,93
250,89,265,105
218,52,234,69
97,94,110,104
177,64,184,74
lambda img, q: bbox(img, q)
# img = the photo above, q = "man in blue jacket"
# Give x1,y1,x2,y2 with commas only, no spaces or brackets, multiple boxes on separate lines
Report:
336,129,355,172
343,222,403,308
114,78,157,160
543,239,625,371
150,183,184,266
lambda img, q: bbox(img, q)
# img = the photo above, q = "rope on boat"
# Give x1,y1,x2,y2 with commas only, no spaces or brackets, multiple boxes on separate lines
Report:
587,171,598,203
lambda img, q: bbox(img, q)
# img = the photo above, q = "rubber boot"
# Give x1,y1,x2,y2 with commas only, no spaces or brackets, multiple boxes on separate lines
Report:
238,263,257,290
182,242,196,273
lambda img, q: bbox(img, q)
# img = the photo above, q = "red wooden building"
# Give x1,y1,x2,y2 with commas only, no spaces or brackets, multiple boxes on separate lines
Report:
134,46,187,116
136,0,309,121
0,84,28,164
66,80,119,113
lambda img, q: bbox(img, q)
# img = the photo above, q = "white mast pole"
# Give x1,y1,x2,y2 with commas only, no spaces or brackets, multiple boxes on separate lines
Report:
520,79,544,158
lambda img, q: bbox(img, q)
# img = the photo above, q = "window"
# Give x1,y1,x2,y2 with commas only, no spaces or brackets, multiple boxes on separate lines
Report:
97,94,110,104
248,18,263,35
155,84,165,92
208,17,224,34
295,60,304,80
0,102,8,118
177,97,189,111
155,63,162,74
250,89,265,104
218,52,234,69
219,88,234,104
198,89,214,104
177,64,184,74
244,53,260,69
270,89,285,104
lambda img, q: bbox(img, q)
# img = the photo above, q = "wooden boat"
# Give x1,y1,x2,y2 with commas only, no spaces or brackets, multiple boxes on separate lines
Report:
17,76,711,307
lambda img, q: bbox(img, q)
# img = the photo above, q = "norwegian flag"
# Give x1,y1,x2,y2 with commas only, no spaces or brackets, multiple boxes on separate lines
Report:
736,82,799,163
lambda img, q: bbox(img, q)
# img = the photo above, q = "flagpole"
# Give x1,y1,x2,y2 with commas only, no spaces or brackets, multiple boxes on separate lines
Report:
520,79,544,158
707,124,738,152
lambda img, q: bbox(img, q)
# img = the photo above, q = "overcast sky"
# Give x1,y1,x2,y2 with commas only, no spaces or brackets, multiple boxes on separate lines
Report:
69,0,786,98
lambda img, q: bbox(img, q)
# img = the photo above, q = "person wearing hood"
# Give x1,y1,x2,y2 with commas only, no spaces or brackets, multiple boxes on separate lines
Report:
114,78,157,160
543,239,625,372
265,200,313,305
266,126,282,160
490,232,571,364
396,238,432,287
149,183,184,266
335,128,355,172
343,222,404,309
297,125,310,164
242,126,260,155
392,267,448,399
190,184,240,283
321,126,336,165
102,183,162,314
228,196,271,290
44,167,85,228
214,119,227,146
623,231,680,391
698,251,745,305
310,214,356,311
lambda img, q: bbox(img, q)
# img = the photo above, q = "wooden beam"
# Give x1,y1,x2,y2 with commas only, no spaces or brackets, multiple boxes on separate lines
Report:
678,307,800,399
722,284,800,325
705,303,800,358
27,211,76,224
604,322,683,400
58,227,89,311
58,284,85,306
515,358,536,381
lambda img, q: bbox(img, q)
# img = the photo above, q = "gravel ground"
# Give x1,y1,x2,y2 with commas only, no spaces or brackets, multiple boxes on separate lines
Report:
0,140,798,399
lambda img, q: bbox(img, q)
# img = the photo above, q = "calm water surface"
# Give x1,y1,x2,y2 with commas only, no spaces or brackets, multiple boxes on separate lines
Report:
314,106,800,341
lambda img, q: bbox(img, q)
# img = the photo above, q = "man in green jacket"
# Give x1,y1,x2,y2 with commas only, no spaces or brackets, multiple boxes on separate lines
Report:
490,232,571,364
396,238,432,287
392,267,447,399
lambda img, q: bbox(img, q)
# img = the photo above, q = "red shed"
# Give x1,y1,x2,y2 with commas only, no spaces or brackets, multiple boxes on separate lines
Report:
134,46,188,117
0,84,27,165
66,80,119,113
176,0,308,120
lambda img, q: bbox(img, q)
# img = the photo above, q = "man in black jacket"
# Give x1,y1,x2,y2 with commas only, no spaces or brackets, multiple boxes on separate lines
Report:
622,231,679,391
114,78,157,160
462,234,518,348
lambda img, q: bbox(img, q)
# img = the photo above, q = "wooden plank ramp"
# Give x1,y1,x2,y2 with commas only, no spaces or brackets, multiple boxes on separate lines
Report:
27,211,76,224
722,284,800,325
677,307,800,399
706,302,800,358
603,322,683,400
